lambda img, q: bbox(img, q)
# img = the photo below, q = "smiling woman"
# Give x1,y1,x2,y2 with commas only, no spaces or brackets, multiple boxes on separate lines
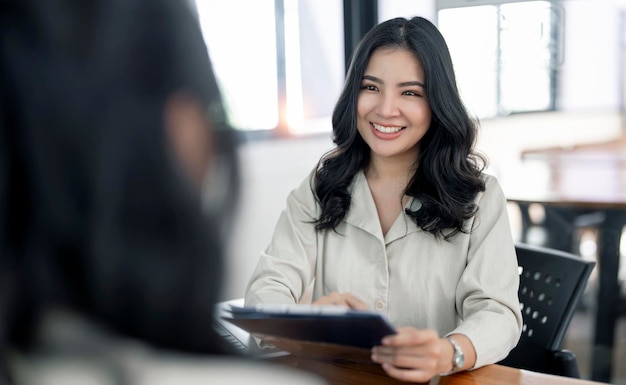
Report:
244,16,522,384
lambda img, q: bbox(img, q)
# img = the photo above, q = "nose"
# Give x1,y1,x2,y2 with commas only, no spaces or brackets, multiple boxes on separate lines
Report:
377,92,400,117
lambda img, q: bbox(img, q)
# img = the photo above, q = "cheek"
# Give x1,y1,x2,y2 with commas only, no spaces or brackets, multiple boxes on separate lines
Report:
409,103,432,125
423,109,432,126
357,95,375,118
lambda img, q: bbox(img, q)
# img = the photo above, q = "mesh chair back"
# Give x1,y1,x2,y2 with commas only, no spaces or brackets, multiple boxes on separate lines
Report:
499,243,595,377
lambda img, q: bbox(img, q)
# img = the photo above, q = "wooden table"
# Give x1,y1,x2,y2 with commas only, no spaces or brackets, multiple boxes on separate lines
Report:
505,136,626,383
266,341,608,385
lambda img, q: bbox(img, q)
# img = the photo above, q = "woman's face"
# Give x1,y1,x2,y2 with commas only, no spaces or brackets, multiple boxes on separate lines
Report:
356,47,432,163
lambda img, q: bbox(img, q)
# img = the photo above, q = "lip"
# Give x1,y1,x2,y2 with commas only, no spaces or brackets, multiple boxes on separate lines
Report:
370,122,405,140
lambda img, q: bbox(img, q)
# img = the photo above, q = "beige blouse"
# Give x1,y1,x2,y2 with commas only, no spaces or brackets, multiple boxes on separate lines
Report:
245,170,522,368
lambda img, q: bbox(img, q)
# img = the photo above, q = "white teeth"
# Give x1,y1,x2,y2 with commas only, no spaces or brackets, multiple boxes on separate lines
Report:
372,123,403,134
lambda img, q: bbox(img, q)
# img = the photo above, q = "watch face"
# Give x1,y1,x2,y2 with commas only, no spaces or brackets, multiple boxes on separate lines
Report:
455,352,465,368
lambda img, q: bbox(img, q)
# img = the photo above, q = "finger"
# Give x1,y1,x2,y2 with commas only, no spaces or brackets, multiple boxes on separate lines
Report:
372,345,421,357
381,363,436,384
313,298,348,307
372,348,436,369
312,292,367,308
371,345,431,368
342,293,369,310
382,327,438,347
312,292,349,307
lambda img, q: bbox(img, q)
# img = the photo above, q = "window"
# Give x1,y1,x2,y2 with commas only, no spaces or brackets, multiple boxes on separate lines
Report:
438,1,562,119
194,0,344,135
195,0,278,131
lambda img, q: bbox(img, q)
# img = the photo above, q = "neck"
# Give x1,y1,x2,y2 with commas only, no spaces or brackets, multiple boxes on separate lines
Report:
365,152,417,183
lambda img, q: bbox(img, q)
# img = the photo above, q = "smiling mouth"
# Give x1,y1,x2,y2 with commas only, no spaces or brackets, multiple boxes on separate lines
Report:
372,122,404,134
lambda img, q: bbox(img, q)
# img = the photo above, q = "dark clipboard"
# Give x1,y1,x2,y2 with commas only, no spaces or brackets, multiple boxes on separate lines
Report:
221,304,397,350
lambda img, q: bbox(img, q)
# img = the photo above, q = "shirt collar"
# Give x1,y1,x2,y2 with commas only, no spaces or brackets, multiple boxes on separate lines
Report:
344,170,422,244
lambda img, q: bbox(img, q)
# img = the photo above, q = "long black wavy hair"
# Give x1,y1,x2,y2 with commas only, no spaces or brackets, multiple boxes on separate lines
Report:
314,16,486,239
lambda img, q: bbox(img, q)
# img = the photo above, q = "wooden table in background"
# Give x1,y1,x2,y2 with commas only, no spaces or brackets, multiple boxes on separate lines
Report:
506,135,626,383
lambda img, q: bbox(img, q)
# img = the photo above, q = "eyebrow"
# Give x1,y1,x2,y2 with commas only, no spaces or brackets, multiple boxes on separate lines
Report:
362,75,425,88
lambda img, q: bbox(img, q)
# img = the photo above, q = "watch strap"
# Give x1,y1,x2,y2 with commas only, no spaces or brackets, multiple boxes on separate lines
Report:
439,336,464,376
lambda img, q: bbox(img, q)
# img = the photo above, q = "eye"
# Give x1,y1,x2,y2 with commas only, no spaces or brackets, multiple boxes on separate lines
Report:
402,90,423,97
360,84,378,92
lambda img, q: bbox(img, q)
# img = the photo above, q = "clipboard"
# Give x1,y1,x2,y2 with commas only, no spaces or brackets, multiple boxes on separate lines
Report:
221,304,397,350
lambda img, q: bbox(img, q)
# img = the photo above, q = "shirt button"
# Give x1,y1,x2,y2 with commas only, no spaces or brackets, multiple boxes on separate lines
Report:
374,300,386,311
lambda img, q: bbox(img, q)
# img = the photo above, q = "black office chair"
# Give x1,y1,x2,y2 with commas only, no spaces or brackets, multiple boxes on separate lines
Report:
499,243,595,378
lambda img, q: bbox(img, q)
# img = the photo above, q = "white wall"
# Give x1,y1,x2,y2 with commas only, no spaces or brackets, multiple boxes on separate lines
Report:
221,135,334,301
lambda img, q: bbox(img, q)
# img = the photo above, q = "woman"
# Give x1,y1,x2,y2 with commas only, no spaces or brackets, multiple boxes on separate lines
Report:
245,16,522,383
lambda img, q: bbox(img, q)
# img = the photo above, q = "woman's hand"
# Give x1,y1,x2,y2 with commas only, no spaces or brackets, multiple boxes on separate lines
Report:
312,292,369,310
371,327,454,383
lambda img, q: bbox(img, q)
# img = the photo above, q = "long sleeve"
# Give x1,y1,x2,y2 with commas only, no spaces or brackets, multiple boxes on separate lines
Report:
450,176,523,368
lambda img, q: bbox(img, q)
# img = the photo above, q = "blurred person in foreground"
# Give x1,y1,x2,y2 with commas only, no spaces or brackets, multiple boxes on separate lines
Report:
0,1,322,384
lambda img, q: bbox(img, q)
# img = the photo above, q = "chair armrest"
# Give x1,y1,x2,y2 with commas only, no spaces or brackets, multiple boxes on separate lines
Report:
552,349,581,378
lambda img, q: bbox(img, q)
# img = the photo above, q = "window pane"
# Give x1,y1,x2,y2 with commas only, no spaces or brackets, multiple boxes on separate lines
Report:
439,6,499,119
195,0,278,131
288,0,344,135
440,2,556,117
499,1,553,113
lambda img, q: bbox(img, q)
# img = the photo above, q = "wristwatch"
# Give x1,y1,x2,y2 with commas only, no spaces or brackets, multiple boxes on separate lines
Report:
440,336,464,376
